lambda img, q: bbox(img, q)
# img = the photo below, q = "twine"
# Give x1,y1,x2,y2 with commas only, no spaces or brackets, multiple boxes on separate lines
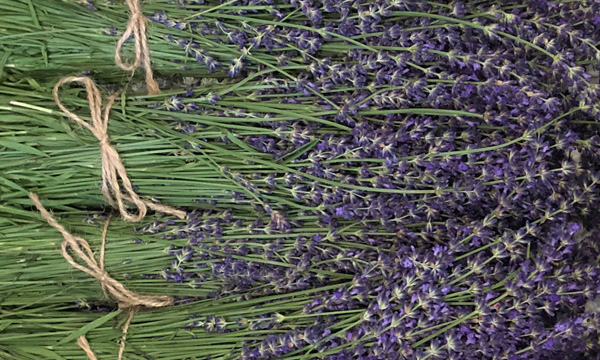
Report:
115,0,161,95
38,4,173,357
99,215,111,299
29,193,173,359
77,337,99,360
117,310,137,360
29,193,173,308
53,76,186,222
76,308,137,360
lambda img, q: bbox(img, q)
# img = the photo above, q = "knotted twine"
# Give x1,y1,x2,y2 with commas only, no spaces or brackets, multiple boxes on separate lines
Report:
39,75,186,358
53,76,186,222
115,0,161,95
29,193,172,359
30,2,171,356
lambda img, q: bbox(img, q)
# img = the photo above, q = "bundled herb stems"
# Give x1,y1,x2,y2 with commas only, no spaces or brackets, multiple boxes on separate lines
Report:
2,0,600,359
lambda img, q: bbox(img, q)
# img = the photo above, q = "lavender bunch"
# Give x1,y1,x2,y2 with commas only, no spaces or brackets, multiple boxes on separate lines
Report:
148,180,600,359
2,1,599,94
2,0,600,359
4,199,598,359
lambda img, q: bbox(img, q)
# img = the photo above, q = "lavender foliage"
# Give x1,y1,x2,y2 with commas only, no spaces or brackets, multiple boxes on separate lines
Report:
87,0,600,358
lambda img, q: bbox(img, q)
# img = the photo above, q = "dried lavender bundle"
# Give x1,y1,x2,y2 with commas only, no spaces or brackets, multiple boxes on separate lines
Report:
2,0,600,359
2,1,600,88
3,1,600,211
2,197,600,358
3,106,600,358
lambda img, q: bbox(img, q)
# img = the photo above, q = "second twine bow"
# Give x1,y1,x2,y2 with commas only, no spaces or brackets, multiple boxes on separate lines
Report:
29,194,172,359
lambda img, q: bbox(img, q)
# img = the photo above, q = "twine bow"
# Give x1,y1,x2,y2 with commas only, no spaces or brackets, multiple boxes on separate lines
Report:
53,76,186,222
29,193,173,308
115,0,161,95
29,193,173,359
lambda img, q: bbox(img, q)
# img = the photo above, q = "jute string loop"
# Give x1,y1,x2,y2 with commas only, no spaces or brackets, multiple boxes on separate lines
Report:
53,76,186,222
29,193,173,359
115,0,161,95
29,193,173,308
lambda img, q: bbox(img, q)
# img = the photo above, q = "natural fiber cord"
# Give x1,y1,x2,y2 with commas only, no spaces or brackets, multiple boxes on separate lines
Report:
23,3,176,358
28,193,173,308
76,309,137,360
53,76,185,222
29,193,173,359
115,0,161,95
